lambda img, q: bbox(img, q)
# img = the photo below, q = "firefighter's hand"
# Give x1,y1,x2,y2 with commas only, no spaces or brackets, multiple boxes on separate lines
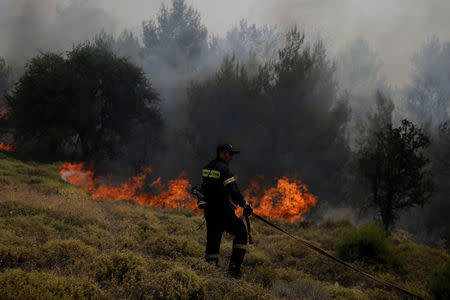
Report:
243,203,253,217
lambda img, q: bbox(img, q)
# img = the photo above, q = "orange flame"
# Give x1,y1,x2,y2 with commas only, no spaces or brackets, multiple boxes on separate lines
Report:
0,142,15,152
59,163,317,221
244,175,317,222
59,162,196,210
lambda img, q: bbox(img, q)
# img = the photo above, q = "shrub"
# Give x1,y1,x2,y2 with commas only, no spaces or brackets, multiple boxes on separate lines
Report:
144,234,202,258
0,269,104,299
334,222,404,266
427,261,450,300
91,252,151,298
0,245,39,270
273,279,328,300
40,239,98,273
148,267,205,300
246,264,279,287
244,250,270,267
324,285,369,300
204,277,274,300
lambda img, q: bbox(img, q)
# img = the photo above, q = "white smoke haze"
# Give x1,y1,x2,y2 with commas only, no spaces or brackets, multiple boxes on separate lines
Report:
2,0,450,86
0,0,117,68
260,0,450,86
1,0,449,243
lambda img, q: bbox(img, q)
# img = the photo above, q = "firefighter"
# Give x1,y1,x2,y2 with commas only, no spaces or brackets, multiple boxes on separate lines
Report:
201,144,253,278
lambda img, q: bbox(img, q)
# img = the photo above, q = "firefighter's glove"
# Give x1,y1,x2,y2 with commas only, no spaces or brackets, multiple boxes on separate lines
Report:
243,203,253,217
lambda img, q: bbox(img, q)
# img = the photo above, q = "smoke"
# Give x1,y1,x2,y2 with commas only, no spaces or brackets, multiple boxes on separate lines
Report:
1,0,449,243
0,0,118,68
261,0,450,86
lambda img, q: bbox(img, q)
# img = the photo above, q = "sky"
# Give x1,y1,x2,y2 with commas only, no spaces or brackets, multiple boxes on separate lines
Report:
1,0,450,85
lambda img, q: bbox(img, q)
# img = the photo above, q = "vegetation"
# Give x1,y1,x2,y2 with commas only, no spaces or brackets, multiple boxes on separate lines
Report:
406,36,450,127
0,153,446,299
0,57,11,104
186,28,350,200
355,92,434,231
426,261,450,300
142,0,208,70
3,43,163,165
334,222,404,266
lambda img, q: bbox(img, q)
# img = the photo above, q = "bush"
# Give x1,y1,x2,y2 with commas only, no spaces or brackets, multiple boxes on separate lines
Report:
204,277,274,300
334,222,404,266
427,261,450,300
0,269,104,299
91,252,151,298
148,267,205,300
144,234,202,258
246,264,280,287
273,279,328,300
40,239,98,273
324,285,369,300
0,244,39,270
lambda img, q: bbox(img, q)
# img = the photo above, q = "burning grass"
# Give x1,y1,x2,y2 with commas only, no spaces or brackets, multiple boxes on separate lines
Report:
0,143,14,153
0,154,447,299
59,162,318,222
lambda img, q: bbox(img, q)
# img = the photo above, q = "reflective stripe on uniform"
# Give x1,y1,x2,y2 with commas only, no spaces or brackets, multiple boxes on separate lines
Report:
202,169,220,179
233,243,247,250
223,177,236,186
205,253,219,259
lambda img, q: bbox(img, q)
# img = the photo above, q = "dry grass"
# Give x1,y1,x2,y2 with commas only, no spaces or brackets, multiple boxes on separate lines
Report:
0,153,447,299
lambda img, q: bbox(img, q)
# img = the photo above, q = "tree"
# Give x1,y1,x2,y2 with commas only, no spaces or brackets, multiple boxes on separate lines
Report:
4,43,163,163
185,28,351,203
142,0,208,70
434,121,450,176
225,20,281,66
0,57,11,104
406,36,450,127
357,93,434,231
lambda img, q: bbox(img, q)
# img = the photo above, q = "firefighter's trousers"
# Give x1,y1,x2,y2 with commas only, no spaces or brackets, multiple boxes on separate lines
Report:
204,209,247,266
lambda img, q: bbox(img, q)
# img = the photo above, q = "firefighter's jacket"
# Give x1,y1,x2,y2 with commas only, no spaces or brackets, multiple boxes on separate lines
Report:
201,158,245,211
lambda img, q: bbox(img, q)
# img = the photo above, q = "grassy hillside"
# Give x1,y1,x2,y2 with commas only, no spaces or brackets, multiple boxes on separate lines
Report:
0,153,447,299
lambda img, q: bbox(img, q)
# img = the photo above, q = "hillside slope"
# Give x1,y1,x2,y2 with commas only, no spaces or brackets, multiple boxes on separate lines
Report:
0,153,447,299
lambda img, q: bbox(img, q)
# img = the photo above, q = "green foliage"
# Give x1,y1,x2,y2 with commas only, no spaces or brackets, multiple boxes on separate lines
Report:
334,222,404,266
144,234,202,258
427,261,450,300
4,43,163,162
40,239,98,272
148,267,205,299
0,244,39,270
323,285,369,300
0,269,104,300
356,92,434,231
91,252,152,298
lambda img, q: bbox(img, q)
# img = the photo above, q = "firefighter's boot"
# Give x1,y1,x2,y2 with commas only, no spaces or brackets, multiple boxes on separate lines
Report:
205,254,219,266
227,243,246,279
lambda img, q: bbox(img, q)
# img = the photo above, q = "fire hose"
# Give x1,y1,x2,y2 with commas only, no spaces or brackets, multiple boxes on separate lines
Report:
190,187,425,299
249,212,427,300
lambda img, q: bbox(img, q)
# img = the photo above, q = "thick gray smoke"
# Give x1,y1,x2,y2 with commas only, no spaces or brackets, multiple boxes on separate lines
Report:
0,0,117,70
1,0,449,244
